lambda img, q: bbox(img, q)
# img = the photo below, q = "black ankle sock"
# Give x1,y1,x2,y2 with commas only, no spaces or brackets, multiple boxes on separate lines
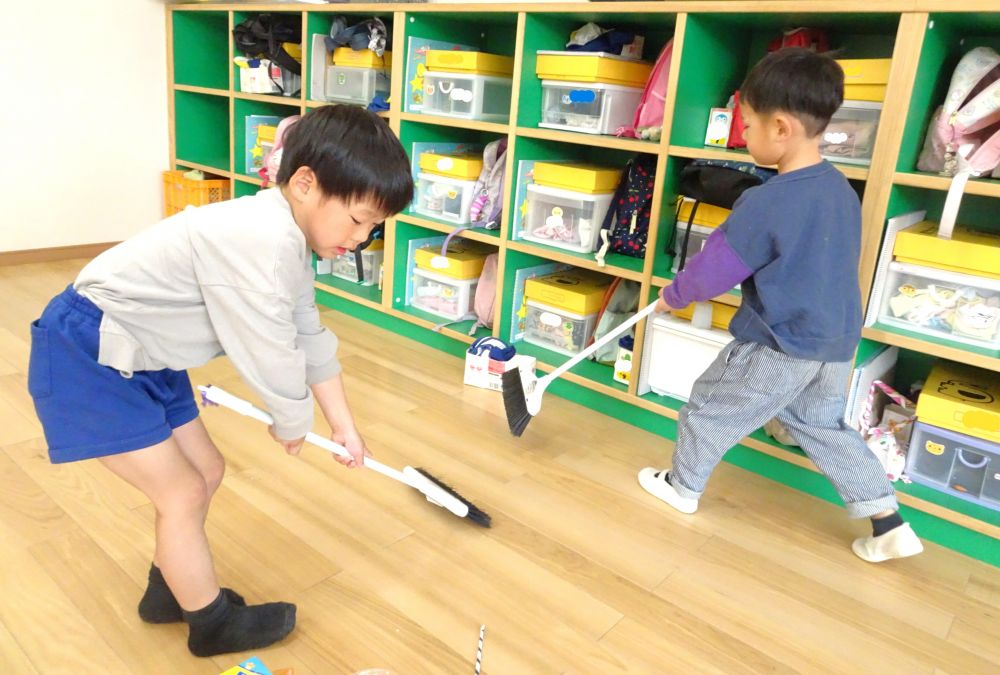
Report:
138,564,246,624
871,512,905,537
183,590,296,657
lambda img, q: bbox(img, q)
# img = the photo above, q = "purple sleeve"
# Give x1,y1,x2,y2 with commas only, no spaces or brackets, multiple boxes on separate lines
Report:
661,229,753,308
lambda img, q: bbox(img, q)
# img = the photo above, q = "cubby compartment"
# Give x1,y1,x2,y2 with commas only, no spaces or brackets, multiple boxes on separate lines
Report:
175,90,230,171
895,13,1000,182
518,12,676,139
172,11,229,89
670,12,900,167
233,98,299,176
509,136,646,274
399,119,506,233
401,12,517,118
232,11,303,98
306,11,393,105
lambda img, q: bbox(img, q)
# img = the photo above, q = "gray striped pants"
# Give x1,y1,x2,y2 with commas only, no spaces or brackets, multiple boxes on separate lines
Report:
670,340,899,518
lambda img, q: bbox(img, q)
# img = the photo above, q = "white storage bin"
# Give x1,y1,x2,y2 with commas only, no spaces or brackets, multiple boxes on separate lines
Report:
819,100,882,166
523,299,598,356
330,247,384,286
421,71,512,122
411,267,477,320
520,183,613,253
645,314,733,401
414,172,478,224
239,60,301,96
539,80,643,135
325,64,390,105
878,261,1000,350
672,223,715,273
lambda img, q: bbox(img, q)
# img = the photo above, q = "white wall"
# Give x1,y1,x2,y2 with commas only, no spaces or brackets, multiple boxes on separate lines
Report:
1,1,168,252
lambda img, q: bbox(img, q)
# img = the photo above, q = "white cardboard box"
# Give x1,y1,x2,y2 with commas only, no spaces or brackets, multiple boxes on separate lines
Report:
464,353,536,392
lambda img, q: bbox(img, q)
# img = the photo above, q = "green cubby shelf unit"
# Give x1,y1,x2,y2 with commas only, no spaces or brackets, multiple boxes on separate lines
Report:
168,2,1000,567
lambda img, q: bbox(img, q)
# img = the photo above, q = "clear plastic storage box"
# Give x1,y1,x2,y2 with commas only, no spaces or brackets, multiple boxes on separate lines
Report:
329,244,384,286
421,72,512,122
520,183,614,253
411,267,477,320
878,261,1000,350
819,100,882,165
325,64,390,105
906,421,1000,511
540,80,643,135
523,299,598,356
414,172,478,224
672,223,715,273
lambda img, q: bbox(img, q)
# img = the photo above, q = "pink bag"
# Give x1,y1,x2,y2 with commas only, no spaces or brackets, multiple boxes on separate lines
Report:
859,380,916,482
259,115,301,187
917,47,1000,179
617,40,673,141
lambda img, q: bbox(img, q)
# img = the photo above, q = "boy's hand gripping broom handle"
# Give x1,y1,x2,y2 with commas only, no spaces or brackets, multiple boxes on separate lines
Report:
197,385,492,527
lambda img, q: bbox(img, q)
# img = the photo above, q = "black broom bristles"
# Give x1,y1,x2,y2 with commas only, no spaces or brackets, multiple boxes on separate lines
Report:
501,368,532,437
414,468,492,528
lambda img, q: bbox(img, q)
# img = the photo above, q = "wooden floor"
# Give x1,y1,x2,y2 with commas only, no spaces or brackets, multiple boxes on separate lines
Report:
1,259,999,674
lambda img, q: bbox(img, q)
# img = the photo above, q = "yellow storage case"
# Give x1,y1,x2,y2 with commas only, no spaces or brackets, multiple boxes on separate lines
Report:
670,300,737,330
525,271,610,315
536,51,652,88
676,197,731,229
916,362,1000,444
332,47,392,69
533,162,621,194
418,152,484,181
893,221,1000,280
425,50,514,77
414,240,492,280
836,58,890,102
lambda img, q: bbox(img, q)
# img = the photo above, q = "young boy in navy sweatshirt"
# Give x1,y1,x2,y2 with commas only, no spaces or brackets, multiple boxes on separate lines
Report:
28,106,414,655
638,49,923,563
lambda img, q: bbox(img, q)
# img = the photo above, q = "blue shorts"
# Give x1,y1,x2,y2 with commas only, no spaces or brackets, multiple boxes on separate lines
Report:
28,285,200,464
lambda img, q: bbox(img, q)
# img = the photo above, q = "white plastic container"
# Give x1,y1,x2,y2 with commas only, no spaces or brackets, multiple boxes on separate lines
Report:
421,71,512,122
819,100,882,166
906,421,1000,511
672,223,714,273
878,260,1000,350
325,64,390,105
644,314,733,401
539,80,643,135
330,247,384,286
523,299,598,356
520,183,614,253
411,267,477,320
414,172,478,224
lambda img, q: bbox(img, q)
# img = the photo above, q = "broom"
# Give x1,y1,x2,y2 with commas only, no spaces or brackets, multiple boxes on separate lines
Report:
502,300,659,436
198,385,491,527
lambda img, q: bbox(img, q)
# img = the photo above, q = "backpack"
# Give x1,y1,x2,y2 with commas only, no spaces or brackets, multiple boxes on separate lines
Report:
588,278,641,364
233,14,303,76
259,115,300,187
917,46,1000,179
617,40,673,141
469,253,499,336
595,154,656,267
671,160,776,271
468,138,508,229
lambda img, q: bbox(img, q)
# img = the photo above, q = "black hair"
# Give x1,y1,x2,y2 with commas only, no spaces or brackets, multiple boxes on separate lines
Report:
277,105,413,216
741,48,844,136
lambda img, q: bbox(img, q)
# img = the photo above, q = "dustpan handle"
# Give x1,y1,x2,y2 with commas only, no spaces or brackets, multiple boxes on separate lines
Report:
546,301,658,383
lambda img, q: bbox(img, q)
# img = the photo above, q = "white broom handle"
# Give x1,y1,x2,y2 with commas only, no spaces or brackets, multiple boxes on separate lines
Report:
197,386,409,485
544,301,659,383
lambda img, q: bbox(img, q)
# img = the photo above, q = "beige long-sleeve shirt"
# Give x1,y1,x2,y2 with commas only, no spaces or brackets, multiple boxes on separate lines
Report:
75,188,339,439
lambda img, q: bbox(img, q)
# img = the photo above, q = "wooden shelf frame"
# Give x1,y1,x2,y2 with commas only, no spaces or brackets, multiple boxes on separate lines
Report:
168,2,1000,543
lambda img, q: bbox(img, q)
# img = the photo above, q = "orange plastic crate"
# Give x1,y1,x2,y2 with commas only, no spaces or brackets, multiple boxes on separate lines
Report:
162,170,230,217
